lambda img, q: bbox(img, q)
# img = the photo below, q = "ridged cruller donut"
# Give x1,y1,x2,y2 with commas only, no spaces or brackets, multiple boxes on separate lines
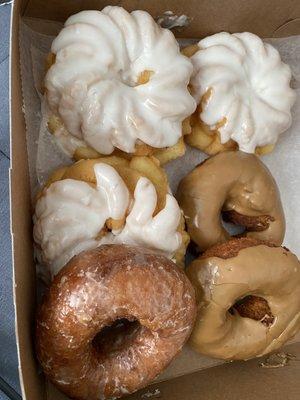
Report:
177,151,285,252
182,32,295,156
33,155,189,278
187,238,300,360
36,245,197,400
44,7,196,164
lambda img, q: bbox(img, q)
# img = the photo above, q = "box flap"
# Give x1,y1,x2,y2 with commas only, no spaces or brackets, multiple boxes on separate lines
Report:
45,342,300,400
129,342,300,400
23,0,300,38
10,0,45,399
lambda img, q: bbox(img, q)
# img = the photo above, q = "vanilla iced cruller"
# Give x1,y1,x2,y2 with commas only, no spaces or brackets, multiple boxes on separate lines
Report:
185,32,296,155
45,7,195,158
33,162,183,277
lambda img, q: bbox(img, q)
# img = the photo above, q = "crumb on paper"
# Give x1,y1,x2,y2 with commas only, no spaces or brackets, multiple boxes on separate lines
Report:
156,11,190,29
259,352,297,368
141,388,161,398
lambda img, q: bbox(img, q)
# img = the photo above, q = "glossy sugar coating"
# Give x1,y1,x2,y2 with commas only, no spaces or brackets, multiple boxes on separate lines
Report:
187,239,300,360
36,245,196,400
187,32,295,154
33,157,188,277
177,151,285,251
45,7,196,156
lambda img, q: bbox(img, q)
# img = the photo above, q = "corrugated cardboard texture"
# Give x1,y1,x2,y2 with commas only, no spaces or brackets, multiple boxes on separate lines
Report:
11,0,300,399
10,0,45,399
24,0,300,38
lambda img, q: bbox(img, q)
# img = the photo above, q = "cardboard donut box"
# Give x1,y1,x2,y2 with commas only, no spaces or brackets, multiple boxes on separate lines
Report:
10,0,300,399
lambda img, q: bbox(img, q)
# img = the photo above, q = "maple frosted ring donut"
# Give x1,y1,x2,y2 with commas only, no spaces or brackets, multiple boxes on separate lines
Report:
177,151,285,252
36,245,196,400
187,238,300,360
44,7,196,162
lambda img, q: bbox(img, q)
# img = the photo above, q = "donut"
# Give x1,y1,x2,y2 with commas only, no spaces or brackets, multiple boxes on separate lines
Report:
182,32,295,155
36,245,196,400
44,7,196,163
33,156,189,278
177,151,285,252
187,238,300,360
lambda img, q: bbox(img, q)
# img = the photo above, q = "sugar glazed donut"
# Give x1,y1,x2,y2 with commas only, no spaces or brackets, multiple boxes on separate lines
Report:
36,245,196,400
187,238,300,360
45,7,196,162
177,151,285,252
183,32,295,155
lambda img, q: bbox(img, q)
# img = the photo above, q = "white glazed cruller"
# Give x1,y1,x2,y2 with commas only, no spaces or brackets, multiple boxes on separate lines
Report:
190,32,296,153
45,7,196,156
33,163,182,277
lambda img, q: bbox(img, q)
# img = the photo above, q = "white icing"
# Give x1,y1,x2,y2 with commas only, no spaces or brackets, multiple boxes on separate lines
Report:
52,123,85,157
33,163,130,275
114,177,182,256
45,7,195,155
33,164,182,277
190,32,296,153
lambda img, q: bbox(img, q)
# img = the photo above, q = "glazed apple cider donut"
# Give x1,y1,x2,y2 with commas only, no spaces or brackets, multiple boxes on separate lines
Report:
36,245,196,400
187,238,300,360
177,151,285,251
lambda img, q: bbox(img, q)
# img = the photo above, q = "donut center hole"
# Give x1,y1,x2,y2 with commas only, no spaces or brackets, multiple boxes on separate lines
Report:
222,210,273,235
92,318,141,354
229,295,275,327
120,69,154,87
221,213,245,236
137,70,154,85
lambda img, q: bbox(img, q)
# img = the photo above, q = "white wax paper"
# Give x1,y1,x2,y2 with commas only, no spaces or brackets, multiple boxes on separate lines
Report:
19,17,300,382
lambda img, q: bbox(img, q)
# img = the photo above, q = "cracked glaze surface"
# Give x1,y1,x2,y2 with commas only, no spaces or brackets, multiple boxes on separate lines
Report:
36,245,196,400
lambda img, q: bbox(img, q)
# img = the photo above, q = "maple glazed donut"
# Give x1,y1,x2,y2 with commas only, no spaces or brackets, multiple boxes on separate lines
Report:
177,151,285,252
36,245,196,400
33,156,189,278
44,7,196,163
183,32,295,155
187,238,300,360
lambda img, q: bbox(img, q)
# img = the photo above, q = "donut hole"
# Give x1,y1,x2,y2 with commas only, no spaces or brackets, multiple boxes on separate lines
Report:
117,69,154,87
186,241,201,260
137,70,154,86
229,295,275,327
222,210,274,234
221,212,245,236
92,318,142,355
